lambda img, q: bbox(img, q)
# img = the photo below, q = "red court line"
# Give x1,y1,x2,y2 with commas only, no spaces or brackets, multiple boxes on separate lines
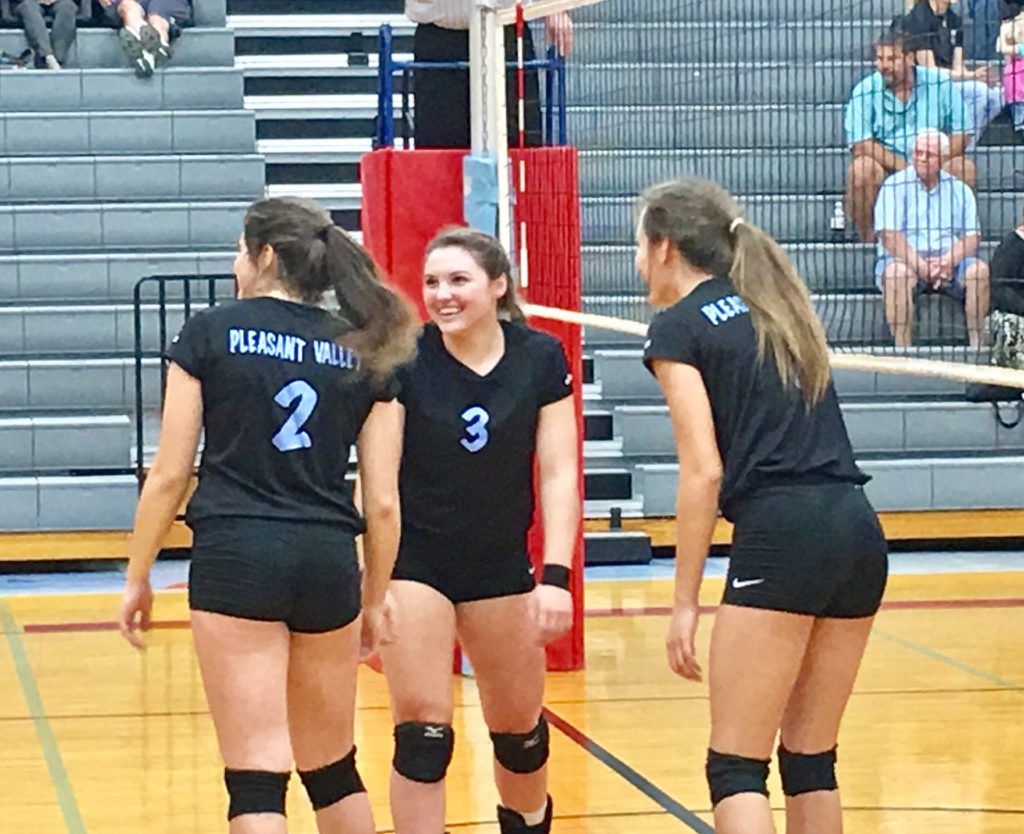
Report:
18,596,1024,633
24,619,191,634
586,597,1024,618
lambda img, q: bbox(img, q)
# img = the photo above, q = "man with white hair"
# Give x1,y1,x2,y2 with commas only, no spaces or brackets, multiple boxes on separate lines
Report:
875,128,989,347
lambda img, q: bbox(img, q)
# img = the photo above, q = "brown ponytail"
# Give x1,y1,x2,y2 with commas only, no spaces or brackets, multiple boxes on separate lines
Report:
425,226,526,322
243,196,418,379
639,178,831,406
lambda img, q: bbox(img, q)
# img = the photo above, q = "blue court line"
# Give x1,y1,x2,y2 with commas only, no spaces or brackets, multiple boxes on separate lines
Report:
544,706,715,834
0,601,86,834
874,628,1021,691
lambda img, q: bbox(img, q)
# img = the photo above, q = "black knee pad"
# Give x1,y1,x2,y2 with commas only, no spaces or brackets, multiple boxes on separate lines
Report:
705,748,770,807
497,795,553,833
778,745,838,796
393,721,455,783
298,746,366,810
490,715,550,775
223,768,291,820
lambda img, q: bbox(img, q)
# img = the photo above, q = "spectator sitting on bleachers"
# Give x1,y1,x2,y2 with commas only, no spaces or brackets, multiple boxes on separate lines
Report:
14,0,77,70
988,207,1024,313
875,128,989,347
98,0,191,78
997,1,1024,136
902,0,1004,147
845,28,973,243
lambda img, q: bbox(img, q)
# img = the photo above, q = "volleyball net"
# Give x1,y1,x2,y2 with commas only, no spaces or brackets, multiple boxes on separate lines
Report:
465,0,1024,387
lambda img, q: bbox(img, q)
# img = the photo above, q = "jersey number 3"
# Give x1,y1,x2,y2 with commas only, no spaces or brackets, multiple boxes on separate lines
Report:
460,406,490,453
272,380,318,452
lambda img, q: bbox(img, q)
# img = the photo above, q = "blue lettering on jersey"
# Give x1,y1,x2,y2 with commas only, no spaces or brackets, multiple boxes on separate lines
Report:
228,328,307,363
313,339,359,369
699,294,749,326
271,379,318,452
460,406,490,453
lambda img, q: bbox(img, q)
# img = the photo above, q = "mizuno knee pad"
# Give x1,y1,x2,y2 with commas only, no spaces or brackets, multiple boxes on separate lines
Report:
393,721,455,783
490,715,550,774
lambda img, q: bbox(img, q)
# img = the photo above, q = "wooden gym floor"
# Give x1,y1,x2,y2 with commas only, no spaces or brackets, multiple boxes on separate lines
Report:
0,557,1022,833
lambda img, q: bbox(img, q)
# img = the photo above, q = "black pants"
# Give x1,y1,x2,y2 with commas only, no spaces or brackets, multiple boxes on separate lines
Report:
412,22,543,149
16,0,76,63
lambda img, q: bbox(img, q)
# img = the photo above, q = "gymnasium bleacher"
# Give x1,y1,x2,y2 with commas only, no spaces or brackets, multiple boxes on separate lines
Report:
0,0,254,531
0,0,1021,545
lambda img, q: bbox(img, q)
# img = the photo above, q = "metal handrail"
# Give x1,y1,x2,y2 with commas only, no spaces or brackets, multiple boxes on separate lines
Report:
131,274,235,487
374,23,568,149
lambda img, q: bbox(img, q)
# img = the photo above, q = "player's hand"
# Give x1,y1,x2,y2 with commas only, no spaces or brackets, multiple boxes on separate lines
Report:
530,583,573,646
118,577,154,650
97,0,114,7
360,591,396,660
546,12,574,56
666,603,702,681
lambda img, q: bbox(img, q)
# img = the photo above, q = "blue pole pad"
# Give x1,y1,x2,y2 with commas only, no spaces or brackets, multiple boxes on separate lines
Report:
463,154,500,236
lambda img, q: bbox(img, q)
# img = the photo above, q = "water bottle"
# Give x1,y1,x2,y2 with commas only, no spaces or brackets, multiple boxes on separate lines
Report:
829,200,846,239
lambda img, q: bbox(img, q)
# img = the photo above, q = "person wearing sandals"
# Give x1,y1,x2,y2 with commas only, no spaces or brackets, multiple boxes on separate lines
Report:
98,0,192,77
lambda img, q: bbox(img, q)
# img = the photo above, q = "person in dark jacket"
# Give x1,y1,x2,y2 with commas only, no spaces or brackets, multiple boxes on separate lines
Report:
989,209,1024,313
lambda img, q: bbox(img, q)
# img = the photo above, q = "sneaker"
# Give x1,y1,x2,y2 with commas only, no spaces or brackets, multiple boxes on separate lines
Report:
496,797,553,833
140,24,172,65
44,54,61,71
119,27,153,78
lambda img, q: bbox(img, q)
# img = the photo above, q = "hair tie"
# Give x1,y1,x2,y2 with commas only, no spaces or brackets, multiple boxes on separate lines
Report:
729,217,746,234
316,225,332,242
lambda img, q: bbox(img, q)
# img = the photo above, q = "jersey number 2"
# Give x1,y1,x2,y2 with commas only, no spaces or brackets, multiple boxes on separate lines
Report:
460,406,490,453
272,380,318,452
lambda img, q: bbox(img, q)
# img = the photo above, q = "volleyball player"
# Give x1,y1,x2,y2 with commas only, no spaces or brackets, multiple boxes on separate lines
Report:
380,227,579,834
637,179,888,834
117,197,418,834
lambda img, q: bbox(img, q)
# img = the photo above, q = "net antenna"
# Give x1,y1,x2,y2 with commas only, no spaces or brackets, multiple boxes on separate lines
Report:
468,0,603,282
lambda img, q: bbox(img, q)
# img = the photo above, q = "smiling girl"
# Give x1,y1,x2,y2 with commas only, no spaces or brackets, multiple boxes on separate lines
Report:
379,226,579,834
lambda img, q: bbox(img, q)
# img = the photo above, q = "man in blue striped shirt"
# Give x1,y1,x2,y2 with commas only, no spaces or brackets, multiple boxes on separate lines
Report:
874,128,989,347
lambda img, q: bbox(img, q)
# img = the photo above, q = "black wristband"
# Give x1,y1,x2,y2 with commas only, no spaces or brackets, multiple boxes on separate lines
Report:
541,564,571,590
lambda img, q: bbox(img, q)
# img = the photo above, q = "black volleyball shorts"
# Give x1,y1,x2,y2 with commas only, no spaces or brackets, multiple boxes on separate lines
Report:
391,538,536,604
188,517,361,633
723,483,888,618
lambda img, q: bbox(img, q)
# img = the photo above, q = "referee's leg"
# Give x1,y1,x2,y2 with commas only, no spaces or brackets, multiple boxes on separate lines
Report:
412,23,471,149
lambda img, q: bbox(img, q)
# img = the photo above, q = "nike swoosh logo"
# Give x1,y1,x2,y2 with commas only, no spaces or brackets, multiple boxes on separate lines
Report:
731,578,766,589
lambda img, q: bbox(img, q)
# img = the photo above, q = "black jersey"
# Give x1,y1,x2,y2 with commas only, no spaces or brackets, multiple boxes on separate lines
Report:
166,296,393,531
397,321,572,559
643,277,866,521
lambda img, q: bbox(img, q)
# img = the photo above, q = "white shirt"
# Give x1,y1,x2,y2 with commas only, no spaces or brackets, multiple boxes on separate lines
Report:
405,0,515,30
